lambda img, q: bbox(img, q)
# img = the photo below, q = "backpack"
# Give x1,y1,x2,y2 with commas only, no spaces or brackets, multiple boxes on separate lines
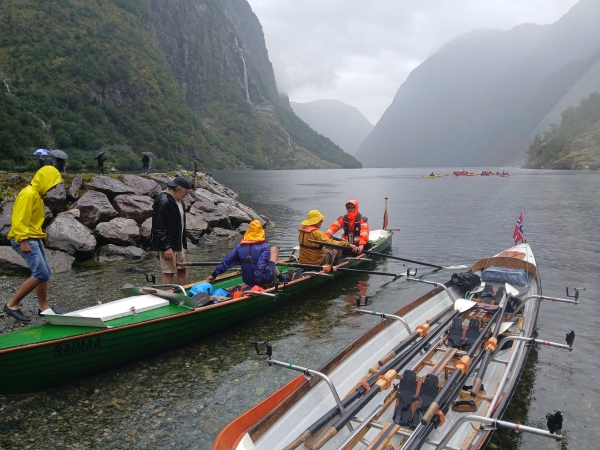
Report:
451,272,481,294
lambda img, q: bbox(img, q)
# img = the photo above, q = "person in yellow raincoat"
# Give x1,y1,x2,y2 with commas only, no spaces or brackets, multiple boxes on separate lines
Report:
4,166,63,322
298,210,355,266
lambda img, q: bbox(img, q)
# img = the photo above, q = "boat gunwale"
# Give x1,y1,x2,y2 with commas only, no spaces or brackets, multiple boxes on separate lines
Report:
0,233,393,355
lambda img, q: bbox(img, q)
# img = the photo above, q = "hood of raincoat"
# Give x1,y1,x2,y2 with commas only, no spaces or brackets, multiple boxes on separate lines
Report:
31,166,63,195
345,199,359,226
301,209,325,226
242,220,266,243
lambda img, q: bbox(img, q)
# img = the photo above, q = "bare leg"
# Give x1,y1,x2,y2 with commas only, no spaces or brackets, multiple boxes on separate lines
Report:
162,273,174,284
7,277,41,309
176,269,188,286
269,247,280,276
36,281,49,311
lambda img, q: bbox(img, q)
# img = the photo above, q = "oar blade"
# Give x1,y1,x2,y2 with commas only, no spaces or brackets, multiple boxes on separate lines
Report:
505,282,519,297
442,264,469,270
499,321,514,334
455,299,476,312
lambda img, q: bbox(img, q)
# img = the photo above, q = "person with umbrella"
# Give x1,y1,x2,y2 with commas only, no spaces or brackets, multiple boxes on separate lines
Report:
50,150,68,174
141,152,152,175
95,152,107,175
33,149,52,168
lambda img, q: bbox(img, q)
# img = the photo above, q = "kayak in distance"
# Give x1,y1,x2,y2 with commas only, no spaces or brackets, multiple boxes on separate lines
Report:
0,230,393,395
421,174,442,178
214,243,580,450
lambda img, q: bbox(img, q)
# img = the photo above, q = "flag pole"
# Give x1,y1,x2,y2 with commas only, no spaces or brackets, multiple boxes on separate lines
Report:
383,197,389,230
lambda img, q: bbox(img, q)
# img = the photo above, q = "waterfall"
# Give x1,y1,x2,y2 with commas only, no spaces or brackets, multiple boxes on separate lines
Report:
234,37,250,103
0,68,14,96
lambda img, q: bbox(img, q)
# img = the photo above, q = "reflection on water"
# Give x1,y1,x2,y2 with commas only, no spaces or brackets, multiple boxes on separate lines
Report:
1,168,598,449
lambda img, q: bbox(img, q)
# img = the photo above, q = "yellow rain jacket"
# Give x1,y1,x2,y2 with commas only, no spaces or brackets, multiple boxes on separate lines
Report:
8,166,63,242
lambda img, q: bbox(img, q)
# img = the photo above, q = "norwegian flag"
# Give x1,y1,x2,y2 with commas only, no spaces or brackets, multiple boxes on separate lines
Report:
513,213,524,244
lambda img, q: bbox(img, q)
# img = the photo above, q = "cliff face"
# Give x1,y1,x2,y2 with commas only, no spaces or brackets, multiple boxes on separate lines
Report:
0,0,359,170
356,0,600,168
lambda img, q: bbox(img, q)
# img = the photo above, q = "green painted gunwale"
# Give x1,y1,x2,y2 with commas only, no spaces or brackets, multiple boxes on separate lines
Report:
0,232,392,394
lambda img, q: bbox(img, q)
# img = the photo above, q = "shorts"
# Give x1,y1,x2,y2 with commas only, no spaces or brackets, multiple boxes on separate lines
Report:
156,250,186,274
10,239,51,281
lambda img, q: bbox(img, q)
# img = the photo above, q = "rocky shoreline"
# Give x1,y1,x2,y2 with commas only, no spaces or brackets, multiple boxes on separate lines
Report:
0,171,270,276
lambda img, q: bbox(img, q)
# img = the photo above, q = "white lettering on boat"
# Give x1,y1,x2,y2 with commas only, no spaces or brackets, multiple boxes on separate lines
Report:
54,338,101,357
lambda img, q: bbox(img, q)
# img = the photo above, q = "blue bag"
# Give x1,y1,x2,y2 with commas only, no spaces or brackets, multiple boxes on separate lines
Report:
188,282,213,297
213,288,229,297
481,266,528,286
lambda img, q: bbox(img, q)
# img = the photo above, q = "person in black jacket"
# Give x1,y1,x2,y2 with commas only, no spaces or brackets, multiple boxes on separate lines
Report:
150,176,192,285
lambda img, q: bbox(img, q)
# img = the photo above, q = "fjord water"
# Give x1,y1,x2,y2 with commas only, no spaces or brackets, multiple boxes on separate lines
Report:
1,168,598,449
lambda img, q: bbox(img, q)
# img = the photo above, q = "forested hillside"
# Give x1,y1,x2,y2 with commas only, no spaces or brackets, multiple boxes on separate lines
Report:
0,0,360,171
525,92,600,169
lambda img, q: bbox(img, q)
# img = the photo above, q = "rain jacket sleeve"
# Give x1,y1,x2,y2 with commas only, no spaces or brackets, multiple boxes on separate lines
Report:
151,198,171,251
9,189,37,242
324,217,343,239
212,245,241,277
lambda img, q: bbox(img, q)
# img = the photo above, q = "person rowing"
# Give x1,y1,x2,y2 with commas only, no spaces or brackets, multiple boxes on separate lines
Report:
430,172,435,176
206,220,284,286
298,210,354,265
325,199,369,254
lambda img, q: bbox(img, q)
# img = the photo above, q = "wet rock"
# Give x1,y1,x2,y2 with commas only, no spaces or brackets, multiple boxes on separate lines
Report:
67,174,82,201
98,244,146,262
44,183,67,215
193,188,231,205
186,211,209,244
43,206,54,227
87,176,134,199
45,249,76,273
0,202,14,245
72,191,118,228
150,175,171,189
45,215,97,259
0,246,29,275
113,195,154,224
123,175,161,198
236,223,249,234
4,175,22,184
190,202,231,229
221,204,252,227
199,227,239,244
140,217,152,243
182,195,194,212
235,202,266,226
95,217,140,246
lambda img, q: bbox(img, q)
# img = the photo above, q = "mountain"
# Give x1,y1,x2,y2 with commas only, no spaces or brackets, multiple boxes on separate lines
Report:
525,92,600,169
0,0,360,171
356,0,600,168
290,100,374,155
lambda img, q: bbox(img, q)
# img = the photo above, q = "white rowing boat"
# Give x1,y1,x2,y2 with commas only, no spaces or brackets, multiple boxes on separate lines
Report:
214,243,581,450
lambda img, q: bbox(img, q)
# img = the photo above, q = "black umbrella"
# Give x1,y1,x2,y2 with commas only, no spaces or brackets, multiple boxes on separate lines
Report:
141,152,154,158
94,151,106,160
50,150,68,159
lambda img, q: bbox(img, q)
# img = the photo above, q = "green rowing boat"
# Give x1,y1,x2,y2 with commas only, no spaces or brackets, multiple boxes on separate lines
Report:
0,230,393,394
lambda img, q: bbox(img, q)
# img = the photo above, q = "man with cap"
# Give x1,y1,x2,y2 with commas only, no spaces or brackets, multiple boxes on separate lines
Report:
298,210,355,266
325,200,370,254
150,176,192,285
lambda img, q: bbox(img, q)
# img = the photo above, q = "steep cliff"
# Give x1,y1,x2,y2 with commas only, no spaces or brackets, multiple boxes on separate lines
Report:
356,0,600,168
0,0,360,170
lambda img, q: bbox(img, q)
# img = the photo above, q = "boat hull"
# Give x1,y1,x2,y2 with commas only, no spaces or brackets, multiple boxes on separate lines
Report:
0,232,393,394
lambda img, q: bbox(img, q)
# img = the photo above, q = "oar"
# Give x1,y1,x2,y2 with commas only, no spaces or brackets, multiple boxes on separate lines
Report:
278,262,403,278
177,262,222,267
307,239,351,251
366,250,468,270
469,283,518,397
300,299,477,450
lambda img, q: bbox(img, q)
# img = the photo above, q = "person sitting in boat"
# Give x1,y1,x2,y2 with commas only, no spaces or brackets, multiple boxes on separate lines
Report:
206,220,283,287
298,210,354,266
325,200,370,254
429,172,435,176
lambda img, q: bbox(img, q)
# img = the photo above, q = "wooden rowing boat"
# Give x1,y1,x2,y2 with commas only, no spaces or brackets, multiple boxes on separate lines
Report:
214,243,579,450
0,230,393,394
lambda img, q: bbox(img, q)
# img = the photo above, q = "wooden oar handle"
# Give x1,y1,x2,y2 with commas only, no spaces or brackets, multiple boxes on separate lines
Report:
420,401,440,425
282,430,311,450
176,262,221,267
470,378,483,397
378,350,396,366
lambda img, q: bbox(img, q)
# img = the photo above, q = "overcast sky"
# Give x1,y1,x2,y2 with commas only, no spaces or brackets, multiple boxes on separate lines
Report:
246,0,580,123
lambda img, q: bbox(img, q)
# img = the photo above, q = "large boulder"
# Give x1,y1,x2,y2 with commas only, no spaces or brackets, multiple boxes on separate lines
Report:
221,204,252,228
45,215,97,259
182,195,194,212
0,246,28,275
72,191,118,228
190,202,231,229
199,227,240,244
0,202,14,245
97,244,146,262
150,175,171,189
192,188,232,205
87,176,134,199
45,250,76,274
186,211,209,244
43,206,54,227
140,217,152,244
95,217,140,246
113,195,154,224
235,202,266,227
43,183,67,215
67,174,83,201
123,175,161,198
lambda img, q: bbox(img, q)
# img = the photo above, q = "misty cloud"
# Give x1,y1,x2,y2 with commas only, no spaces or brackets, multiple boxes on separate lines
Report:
247,0,579,122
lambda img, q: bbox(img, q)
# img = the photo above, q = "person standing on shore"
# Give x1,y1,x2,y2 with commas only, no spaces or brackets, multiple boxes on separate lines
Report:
97,154,107,175
3,166,63,322
141,155,150,175
150,176,192,286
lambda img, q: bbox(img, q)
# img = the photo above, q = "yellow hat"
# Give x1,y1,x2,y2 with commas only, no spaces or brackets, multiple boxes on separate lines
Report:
301,210,325,226
243,220,266,241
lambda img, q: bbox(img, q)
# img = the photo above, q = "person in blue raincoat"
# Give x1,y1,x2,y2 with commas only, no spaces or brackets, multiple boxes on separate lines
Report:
206,220,283,287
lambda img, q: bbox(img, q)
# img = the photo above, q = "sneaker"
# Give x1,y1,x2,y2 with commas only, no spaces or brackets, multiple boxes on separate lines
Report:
38,306,64,316
3,305,32,322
